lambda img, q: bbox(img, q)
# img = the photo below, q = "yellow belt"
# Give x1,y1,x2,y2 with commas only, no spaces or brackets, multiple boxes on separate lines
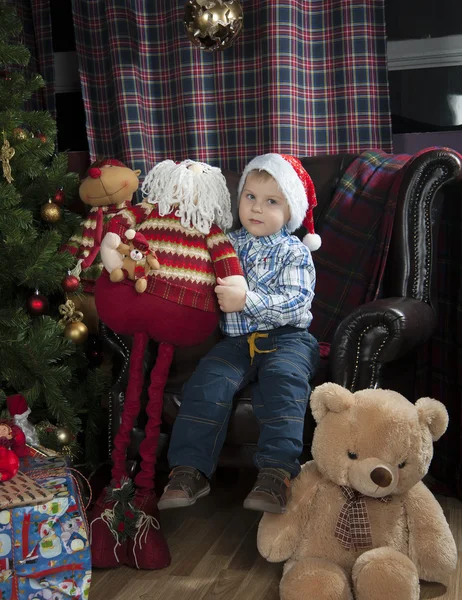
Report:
247,332,277,365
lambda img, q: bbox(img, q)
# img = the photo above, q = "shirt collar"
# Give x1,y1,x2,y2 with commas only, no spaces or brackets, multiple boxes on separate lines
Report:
239,225,290,246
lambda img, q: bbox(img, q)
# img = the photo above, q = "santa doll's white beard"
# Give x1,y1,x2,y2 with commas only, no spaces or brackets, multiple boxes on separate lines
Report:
141,159,233,234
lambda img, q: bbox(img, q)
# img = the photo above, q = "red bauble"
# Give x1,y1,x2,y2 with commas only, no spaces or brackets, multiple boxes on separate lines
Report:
26,292,49,316
53,188,65,205
36,133,47,143
62,274,80,293
0,447,19,482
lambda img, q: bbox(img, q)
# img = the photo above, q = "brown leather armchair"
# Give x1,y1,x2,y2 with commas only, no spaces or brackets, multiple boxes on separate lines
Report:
100,149,462,472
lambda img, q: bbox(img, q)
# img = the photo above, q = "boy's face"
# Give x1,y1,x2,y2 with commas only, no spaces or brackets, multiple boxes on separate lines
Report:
239,172,290,237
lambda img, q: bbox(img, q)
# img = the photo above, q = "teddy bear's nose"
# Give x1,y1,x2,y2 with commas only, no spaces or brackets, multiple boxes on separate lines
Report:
88,167,102,179
370,466,393,488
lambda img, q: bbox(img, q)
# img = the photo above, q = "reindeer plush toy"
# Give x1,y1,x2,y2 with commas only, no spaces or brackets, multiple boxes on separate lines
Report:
61,158,141,331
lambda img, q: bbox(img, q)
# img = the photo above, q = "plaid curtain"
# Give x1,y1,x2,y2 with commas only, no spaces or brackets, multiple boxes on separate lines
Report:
71,0,392,176
9,0,55,115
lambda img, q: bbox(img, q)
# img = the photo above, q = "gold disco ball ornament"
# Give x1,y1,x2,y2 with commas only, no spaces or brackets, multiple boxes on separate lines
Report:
184,0,243,52
40,200,61,223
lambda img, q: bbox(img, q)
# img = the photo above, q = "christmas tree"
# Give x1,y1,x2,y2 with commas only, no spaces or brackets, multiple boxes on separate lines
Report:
0,3,107,465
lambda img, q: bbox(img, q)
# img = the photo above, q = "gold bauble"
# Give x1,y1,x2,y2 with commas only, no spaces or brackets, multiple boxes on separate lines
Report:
69,293,100,335
41,200,61,223
12,127,28,141
55,426,73,446
184,0,243,52
64,321,88,344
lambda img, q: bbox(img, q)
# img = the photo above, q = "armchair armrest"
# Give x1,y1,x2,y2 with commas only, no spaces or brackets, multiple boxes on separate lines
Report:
387,148,462,309
328,297,437,391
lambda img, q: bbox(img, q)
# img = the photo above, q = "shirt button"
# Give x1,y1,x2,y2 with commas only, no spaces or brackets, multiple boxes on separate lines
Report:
249,323,257,332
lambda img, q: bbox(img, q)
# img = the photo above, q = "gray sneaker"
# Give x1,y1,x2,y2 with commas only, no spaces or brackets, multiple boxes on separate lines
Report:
243,468,291,514
157,466,210,510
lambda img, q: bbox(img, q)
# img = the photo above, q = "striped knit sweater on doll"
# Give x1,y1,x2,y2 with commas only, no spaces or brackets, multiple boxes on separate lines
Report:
90,160,246,570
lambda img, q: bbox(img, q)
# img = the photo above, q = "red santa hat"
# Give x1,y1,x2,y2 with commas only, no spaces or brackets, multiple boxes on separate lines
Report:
237,153,321,250
125,229,150,253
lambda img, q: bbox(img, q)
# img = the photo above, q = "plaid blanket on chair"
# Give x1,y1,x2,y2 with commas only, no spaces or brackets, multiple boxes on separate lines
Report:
310,150,409,345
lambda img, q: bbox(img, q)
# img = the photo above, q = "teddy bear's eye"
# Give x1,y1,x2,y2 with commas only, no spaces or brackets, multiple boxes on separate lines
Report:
398,460,407,469
347,451,358,460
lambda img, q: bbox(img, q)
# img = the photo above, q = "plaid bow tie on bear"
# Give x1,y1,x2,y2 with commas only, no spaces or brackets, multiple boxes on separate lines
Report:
335,486,391,550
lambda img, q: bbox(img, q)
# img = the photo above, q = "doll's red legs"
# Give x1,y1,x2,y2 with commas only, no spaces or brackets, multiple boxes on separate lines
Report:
126,342,174,569
89,332,148,568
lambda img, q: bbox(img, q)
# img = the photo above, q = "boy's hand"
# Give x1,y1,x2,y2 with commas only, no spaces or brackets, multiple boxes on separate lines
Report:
215,277,246,312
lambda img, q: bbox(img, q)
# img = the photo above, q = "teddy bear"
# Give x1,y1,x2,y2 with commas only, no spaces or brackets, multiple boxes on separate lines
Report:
89,159,247,570
60,158,141,332
104,228,160,293
257,382,457,600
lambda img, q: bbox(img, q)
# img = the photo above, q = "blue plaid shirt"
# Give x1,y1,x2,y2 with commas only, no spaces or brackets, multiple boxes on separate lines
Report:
221,226,316,336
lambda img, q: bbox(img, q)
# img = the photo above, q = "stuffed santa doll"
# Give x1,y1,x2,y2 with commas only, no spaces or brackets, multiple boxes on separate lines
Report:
90,159,246,570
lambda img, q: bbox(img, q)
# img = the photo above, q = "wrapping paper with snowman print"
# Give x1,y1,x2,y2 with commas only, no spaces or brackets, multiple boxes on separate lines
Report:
0,453,91,600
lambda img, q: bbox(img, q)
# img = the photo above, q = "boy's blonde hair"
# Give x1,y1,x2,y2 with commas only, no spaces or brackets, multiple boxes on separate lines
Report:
246,169,277,184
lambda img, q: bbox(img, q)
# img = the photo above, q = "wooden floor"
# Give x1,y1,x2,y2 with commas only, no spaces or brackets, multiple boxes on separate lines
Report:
89,470,462,600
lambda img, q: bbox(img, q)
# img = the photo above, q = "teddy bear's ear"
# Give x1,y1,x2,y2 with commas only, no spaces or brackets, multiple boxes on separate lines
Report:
310,382,355,424
415,397,449,441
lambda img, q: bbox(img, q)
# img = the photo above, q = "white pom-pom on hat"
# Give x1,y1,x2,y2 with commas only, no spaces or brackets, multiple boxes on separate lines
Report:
238,153,321,250
302,232,322,251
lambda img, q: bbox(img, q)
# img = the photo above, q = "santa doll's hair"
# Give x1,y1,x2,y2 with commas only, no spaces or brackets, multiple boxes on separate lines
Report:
141,159,233,235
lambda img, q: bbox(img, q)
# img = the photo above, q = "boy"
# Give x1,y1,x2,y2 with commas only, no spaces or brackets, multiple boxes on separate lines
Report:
158,154,320,514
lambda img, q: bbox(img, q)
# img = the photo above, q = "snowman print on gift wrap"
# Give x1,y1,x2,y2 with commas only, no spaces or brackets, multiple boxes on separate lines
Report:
81,571,91,600
0,510,11,532
0,510,12,561
37,520,62,559
28,590,63,600
61,516,88,554
40,476,68,498
35,495,69,518
58,578,81,597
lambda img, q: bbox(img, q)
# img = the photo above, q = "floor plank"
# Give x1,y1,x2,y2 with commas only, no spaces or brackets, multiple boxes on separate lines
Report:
89,474,462,600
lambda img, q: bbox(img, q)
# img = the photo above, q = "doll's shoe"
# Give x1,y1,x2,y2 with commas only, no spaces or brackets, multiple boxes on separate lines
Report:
243,468,291,514
158,466,210,510
126,489,171,570
88,488,128,568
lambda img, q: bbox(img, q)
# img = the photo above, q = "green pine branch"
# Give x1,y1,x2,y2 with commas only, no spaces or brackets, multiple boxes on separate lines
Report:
0,41,29,66
0,4,23,40
13,229,73,292
0,2,109,465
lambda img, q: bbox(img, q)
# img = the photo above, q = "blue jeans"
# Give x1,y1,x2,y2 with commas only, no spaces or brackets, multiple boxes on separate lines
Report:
167,326,319,479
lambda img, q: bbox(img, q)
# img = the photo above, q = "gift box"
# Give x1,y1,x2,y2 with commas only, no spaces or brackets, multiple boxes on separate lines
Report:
0,452,91,600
